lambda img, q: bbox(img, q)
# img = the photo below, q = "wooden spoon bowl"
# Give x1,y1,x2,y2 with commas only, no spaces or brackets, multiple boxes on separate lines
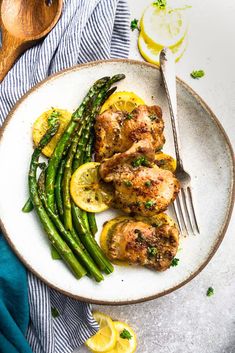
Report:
0,0,63,82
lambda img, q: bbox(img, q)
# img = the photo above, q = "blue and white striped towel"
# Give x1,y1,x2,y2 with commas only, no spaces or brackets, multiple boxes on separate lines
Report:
0,1,130,352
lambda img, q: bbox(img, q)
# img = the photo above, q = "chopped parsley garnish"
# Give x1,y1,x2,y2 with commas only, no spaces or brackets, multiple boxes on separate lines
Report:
152,221,163,228
134,229,144,242
206,287,214,297
48,110,61,126
144,200,155,209
130,19,139,31
145,180,152,187
126,113,133,120
153,0,167,9
147,247,157,256
148,114,157,121
51,307,59,318
124,180,132,187
190,70,205,79
131,156,148,168
171,258,179,267
120,329,132,340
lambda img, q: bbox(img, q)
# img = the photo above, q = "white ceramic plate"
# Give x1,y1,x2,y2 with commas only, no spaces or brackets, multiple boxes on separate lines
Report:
0,60,234,304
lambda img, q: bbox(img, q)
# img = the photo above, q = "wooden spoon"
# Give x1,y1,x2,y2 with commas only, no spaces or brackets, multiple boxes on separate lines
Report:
0,0,63,82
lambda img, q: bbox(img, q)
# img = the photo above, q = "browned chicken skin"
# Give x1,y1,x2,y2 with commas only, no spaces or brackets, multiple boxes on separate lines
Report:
99,140,180,216
95,105,165,161
95,104,180,271
107,216,179,271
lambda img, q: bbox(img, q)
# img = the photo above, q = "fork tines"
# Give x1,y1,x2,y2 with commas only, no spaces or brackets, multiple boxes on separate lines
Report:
173,187,200,236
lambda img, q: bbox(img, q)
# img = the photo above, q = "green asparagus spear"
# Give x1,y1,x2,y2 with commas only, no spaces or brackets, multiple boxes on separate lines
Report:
37,171,103,282
22,198,34,212
29,121,86,279
70,75,125,273
45,76,110,211
55,159,65,219
80,87,118,235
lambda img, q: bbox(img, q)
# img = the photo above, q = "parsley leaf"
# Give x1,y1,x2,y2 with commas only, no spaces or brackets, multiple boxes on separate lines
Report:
126,113,133,120
124,180,132,187
145,180,152,187
131,156,148,168
190,70,205,79
48,110,61,127
145,200,155,209
120,329,132,340
206,287,214,297
153,0,167,9
130,19,139,31
148,247,157,256
51,307,60,318
171,258,179,267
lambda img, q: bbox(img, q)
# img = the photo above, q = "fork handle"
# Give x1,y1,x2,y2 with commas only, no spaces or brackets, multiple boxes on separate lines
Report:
160,48,184,170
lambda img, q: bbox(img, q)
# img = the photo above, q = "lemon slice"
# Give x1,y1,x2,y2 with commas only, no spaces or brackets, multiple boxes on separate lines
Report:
106,321,137,353
70,162,113,213
155,152,176,172
33,108,71,157
138,32,188,66
141,4,188,49
100,216,129,266
100,92,145,113
85,312,117,352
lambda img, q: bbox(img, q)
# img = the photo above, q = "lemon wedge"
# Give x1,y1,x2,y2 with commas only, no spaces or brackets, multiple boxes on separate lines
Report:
141,4,188,49
100,92,145,113
138,32,188,66
106,321,137,353
70,162,113,213
32,108,71,157
85,312,117,352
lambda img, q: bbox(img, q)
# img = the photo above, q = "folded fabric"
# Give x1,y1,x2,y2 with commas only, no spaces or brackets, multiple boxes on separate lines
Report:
0,0,130,352
0,234,32,353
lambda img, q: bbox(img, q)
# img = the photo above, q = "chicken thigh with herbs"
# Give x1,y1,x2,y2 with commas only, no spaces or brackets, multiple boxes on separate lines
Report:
99,140,180,216
95,105,165,161
104,214,179,271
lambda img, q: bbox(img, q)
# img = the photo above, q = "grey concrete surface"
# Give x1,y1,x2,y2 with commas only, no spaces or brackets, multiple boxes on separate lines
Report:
76,0,235,352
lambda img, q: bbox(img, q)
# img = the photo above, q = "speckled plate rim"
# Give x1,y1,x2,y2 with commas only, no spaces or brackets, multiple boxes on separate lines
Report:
0,59,234,305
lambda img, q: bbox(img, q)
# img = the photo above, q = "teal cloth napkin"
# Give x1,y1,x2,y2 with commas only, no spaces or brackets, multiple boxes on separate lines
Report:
0,234,32,353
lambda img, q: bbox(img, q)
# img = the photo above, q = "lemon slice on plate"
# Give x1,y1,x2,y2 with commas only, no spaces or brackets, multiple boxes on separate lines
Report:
155,151,176,172
141,4,188,49
106,321,137,353
85,311,117,352
100,92,145,113
138,32,188,66
100,216,129,266
33,108,71,157
70,162,113,213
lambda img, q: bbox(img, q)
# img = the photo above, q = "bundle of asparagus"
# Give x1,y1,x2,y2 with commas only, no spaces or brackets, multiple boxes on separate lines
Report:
25,74,125,282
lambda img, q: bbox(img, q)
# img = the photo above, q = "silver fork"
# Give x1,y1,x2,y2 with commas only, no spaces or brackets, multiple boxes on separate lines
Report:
160,47,200,236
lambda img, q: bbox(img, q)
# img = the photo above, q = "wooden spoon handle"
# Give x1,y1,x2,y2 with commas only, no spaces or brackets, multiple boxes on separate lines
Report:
0,31,25,83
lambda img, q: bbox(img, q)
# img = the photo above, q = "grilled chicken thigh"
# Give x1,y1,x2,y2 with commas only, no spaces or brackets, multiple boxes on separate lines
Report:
99,140,180,216
95,105,165,161
107,216,179,271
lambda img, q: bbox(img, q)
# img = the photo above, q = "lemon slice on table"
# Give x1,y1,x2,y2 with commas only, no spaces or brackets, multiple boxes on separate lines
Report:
32,108,71,157
85,311,117,352
100,92,145,113
70,162,113,213
138,32,188,66
141,4,188,49
106,321,137,353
